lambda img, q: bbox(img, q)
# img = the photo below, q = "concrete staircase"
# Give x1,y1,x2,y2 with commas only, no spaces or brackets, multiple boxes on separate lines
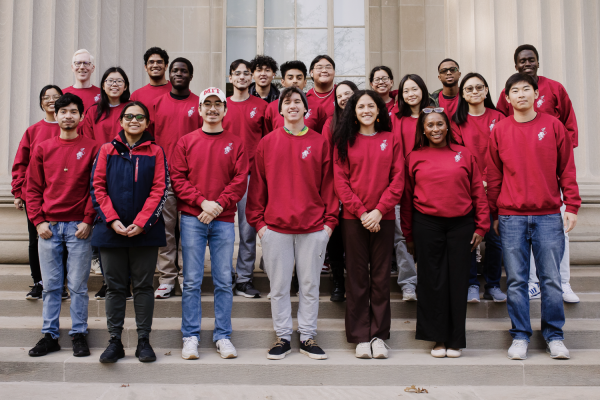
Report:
1,264,600,386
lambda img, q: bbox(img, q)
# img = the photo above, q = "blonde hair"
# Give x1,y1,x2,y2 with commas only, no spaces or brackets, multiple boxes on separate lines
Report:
72,49,95,65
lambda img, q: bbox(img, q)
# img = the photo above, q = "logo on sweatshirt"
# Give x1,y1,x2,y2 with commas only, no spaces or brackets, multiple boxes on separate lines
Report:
94,94,100,102
188,107,195,117
306,109,312,119
538,127,547,141
224,143,233,154
250,107,257,118
537,95,545,108
455,151,462,162
76,148,86,160
380,140,388,151
489,119,496,132
302,146,312,159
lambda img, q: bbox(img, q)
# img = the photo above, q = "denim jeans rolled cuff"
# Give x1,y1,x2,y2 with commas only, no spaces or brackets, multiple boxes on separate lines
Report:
39,221,92,338
180,215,235,342
500,213,565,342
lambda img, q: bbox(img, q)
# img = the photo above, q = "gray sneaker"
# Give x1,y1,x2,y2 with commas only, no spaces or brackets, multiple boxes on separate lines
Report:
484,287,507,302
546,340,570,359
467,285,480,303
508,339,528,360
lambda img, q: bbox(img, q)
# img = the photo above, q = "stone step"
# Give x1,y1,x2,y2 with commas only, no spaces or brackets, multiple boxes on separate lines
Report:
1,291,599,319
1,346,599,386
3,316,600,351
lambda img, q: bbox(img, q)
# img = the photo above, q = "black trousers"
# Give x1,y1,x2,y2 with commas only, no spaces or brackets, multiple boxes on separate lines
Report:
100,247,158,339
25,209,42,283
327,214,345,281
413,210,474,349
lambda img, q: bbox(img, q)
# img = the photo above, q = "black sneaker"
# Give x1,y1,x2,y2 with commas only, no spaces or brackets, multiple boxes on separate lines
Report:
300,338,327,360
235,281,261,298
99,336,125,363
26,282,43,300
61,286,70,300
135,337,157,362
330,279,345,302
29,333,60,357
267,338,291,360
71,333,90,357
125,282,133,300
95,282,107,299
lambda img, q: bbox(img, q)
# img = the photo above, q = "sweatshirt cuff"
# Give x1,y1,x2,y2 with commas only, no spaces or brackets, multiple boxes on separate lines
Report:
255,221,267,232
355,205,368,220
216,196,229,211
405,234,413,243
31,216,46,228
13,190,22,199
195,195,207,209
491,211,498,220
324,222,337,232
565,205,579,215
83,215,95,225
374,204,387,217
475,228,487,238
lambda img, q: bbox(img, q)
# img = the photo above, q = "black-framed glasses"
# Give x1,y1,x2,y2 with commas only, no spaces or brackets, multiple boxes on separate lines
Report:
464,84,486,93
372,77,391,84
106,79,125,86
422,107,444,114
439,67,459,74
123,114,147,122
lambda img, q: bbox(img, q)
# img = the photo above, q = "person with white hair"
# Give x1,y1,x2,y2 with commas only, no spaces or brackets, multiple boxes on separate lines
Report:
63,49,101,112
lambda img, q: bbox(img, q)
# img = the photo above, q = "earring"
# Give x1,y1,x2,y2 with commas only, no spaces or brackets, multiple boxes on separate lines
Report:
354,120,357,124
377,118,380,122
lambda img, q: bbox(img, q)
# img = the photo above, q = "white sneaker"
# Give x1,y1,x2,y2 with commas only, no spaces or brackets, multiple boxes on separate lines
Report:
182,336,199,360
216,339,238,359
90,258,102,275
446,348,462,358
371,338,390,359
546,340,570,359
507,339,528,360
355,342,372,359
562,283,580,303
431,346,446,358
154,283,174,299
528,283,541,300
402,287,417,301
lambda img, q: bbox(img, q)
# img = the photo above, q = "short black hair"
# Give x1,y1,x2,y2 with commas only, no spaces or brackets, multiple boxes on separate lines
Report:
55,93,84,116
120,101,151,122
39,85,63,111
250,54,279,74
279,86,309,116
309,55,335,71
504,72,538,93
437,58,460,72
514,44,539,64
169,57,193,75
143,47,169,66
369,66,394,83
229,59,252,75
280,60,307,79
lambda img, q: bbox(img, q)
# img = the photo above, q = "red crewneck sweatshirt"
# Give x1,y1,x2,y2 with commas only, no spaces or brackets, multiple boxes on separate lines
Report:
264,97,327,134
12,119,60,199
170,129,249,222
401,145,489,242
496,76,578,147
80,103,126,144
438,93,459,121
306,87,336,117
222,95,268,168
26,135,100,226
246,127,338,233
130,82,173,108
391,115,417,158
334,131,404,220
62,85,101,113
451,108,505,182
486,113,581,219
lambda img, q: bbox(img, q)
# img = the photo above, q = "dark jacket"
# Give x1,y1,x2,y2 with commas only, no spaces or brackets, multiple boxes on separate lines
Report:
249,82,280,103
90,131,168,248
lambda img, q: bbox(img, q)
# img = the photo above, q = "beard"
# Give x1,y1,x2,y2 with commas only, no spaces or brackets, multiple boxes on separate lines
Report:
441,80,457,88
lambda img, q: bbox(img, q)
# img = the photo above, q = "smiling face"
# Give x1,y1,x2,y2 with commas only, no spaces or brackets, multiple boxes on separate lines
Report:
515,49,539,77
438,61,461,88
41,88,61,114
229,63,252,91
506,81,538,112
169,62,192,90
402,79,423,107
371,70,393,97
200,95,226,124
253,65,275,89
335,84,354,110
423,112,448,148
311,58,335,87
462,76,488,106
103,72,127,100
71,52,95,82
281,92,305,123
55,103,81,130
120,105,148,136
282,69,307,90
145,54,167,79
355,94,379,128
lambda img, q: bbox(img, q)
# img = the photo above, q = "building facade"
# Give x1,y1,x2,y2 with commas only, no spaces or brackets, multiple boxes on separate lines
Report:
0,0,598,263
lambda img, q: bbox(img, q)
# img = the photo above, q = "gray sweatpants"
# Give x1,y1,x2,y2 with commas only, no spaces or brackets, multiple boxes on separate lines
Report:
394,204,417,290
236,176,257,283
261,229,330,342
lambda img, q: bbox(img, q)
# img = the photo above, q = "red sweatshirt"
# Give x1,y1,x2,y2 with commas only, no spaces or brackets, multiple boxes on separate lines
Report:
149,92,202,163
391,115,417,158
496,76,578,147
11,119,60,199
170,129,249,222
62,85,101,113
26,135,100,226
222,95,268,168
246,127,339,233
334,131,404,220
486,113,581,219
264,97,327,134
438,94,459,121
451,108,505,182
401,145,489,242
80,103,126,144
306,87,336,117
130,82,173,108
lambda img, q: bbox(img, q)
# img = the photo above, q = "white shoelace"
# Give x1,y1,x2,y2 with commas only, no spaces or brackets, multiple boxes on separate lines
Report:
512,339,528,348
183,337,198,350
218,339,235,352
562,283,575,294
370,337,390,350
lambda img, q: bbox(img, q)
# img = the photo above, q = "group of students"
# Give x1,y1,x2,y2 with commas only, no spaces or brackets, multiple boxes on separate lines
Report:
11,43,580,363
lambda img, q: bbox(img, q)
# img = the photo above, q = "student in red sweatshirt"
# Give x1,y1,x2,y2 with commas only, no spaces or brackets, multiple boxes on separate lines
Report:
264,61,327,133
451,72,507,304
333,90,401,359
130,47,172,106
12,85,62,299
222,59,268,299
171,87,248,361
430,58,461,121
401,108,489,358
486,73,580,361
26,93,100,358
369,66,396,118
247,86,338,361
307,55,336,117
62,49,101,112
150,57,203,299
80,67,129,144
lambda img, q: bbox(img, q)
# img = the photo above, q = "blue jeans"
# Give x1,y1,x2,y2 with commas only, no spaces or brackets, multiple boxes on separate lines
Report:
180,215,235,341
469,213,503,289
38,221,92,338
500,214,565,342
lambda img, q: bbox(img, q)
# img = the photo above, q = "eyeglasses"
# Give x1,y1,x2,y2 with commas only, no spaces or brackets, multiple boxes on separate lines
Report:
372,77,390,84
147,60,165,66
123,114,147,122
232,71,251,77
202,102,224,109
422,107,445,114
314,65,334,71
439,67,459,74
73,61,92,68
464,84,486,93
106,79,125,86
42,95,61,101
